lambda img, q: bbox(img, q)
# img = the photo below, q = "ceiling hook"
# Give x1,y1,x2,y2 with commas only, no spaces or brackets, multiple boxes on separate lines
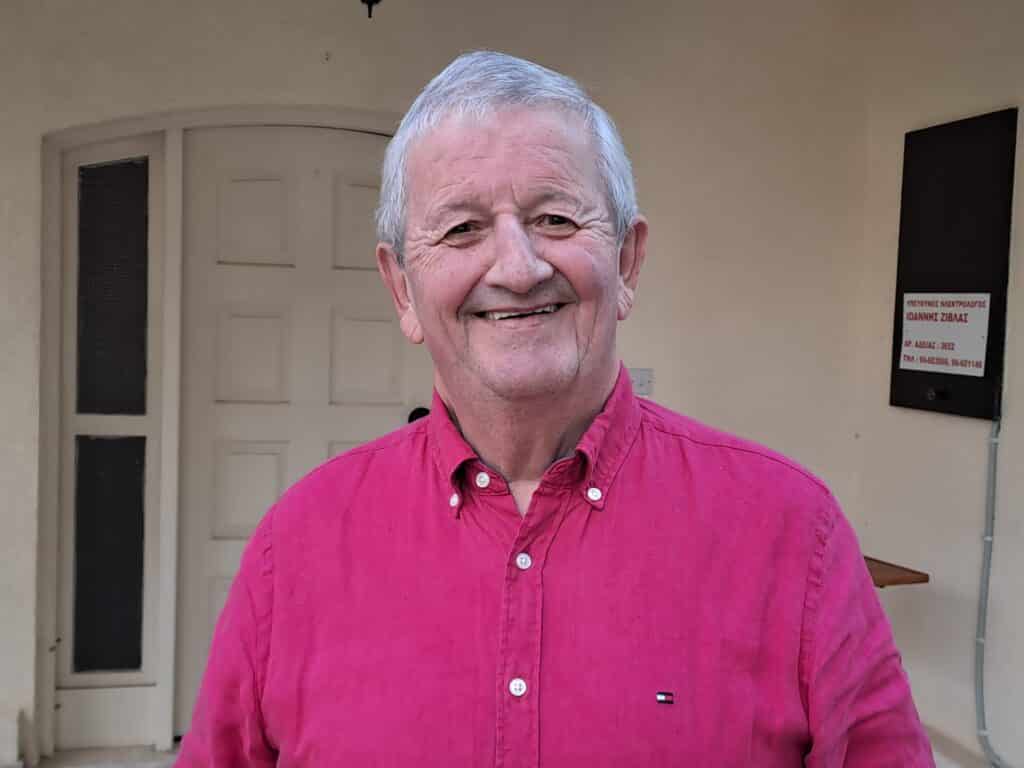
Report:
361,0,381,18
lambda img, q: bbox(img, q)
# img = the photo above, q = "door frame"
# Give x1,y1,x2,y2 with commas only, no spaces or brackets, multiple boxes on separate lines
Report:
38,105,398,757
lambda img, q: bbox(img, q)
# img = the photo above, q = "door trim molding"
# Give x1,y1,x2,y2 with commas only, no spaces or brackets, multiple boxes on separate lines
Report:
153,125,183,750
38,105,399,756
57,135,165,698
44,105,400,152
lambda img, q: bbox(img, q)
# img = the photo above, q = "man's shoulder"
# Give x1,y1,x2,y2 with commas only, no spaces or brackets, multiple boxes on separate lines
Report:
273,419,431,519
323,419,431,471
636,397,833,503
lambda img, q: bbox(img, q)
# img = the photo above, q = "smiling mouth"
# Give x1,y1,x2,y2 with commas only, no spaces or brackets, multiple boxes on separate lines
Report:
474,303,566,321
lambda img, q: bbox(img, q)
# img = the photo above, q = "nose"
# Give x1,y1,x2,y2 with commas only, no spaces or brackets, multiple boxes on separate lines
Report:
483,215,554,293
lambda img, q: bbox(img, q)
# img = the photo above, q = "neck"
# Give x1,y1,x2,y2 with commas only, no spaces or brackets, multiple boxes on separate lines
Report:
439,364,619,485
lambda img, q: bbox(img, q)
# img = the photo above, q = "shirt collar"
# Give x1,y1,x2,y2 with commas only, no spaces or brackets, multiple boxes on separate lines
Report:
572,364,642,506
427,390,479,498
427,364,642,515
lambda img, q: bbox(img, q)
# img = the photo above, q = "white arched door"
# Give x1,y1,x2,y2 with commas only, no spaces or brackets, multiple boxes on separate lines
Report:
176,125,433,733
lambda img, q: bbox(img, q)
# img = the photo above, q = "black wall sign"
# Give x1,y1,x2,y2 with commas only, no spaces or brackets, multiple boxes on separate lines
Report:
890,108,1017,420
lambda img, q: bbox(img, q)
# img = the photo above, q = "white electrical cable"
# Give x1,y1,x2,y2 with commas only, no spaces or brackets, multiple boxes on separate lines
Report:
974,419,1016,767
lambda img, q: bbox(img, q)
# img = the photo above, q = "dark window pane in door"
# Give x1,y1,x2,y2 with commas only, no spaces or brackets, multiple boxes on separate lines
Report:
73,435,145,672
77,159,148,414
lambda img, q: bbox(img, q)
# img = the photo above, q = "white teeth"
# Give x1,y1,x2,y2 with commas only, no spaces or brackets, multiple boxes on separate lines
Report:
484,304,559,321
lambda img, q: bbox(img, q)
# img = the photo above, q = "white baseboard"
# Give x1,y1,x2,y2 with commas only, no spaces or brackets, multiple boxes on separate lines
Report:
55,688,154,750
0,706,18,767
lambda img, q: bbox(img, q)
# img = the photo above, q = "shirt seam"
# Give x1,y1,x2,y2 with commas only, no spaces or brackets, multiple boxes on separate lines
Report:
797,494,836,724
254,506,275,740
240,570,271,745
641,416,831,495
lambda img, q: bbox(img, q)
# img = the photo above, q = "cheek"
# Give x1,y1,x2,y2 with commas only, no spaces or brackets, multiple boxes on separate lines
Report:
411,252,481,329
551,245,618,311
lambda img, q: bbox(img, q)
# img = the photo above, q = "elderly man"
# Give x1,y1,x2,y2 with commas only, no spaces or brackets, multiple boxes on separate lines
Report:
177,51,933,766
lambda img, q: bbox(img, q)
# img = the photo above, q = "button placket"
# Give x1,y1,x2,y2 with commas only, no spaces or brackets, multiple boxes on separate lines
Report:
496,526,539,767
494,489,574,768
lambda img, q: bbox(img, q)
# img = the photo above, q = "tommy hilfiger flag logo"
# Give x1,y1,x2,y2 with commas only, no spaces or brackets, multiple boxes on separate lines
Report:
655,691,674,704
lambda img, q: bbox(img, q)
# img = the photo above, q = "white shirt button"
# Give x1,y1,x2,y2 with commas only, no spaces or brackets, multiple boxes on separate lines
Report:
509,677,528,697
515,553,533,570
587,486,603,502
475,471,491,489
449,493,460,508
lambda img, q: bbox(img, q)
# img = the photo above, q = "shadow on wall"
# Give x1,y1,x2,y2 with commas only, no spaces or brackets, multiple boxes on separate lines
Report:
928,726,989,768
882,581,976,679
881,582,983,767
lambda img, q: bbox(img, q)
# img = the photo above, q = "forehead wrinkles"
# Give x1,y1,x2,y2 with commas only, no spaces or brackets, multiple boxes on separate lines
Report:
407,109,603,220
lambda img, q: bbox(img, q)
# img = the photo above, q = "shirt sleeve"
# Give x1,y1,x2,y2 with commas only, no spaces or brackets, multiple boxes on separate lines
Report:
801,496,935,767
175,509,277,767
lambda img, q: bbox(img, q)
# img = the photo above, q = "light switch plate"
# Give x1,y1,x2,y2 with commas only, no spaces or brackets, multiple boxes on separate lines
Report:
628,367,654,396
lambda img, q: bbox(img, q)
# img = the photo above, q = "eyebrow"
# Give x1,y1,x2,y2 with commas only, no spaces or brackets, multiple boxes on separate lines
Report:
423,188,586,229
525,189,585,210
423,201,478,230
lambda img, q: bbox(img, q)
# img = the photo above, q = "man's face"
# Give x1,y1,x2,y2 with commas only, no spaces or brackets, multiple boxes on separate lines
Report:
378,106,646,403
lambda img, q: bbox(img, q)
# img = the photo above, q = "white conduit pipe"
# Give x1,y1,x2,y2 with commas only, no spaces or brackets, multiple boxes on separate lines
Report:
974,419,1016,767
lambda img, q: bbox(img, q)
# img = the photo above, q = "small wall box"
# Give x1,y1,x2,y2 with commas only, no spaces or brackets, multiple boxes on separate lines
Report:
890,108,1017,420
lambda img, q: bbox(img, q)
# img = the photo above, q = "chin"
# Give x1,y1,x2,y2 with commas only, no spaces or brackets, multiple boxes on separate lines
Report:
477,361,580,401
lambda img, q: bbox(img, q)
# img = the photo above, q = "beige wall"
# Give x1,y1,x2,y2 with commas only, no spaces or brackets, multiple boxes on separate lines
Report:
0,0,1018,764
855,1,1024,763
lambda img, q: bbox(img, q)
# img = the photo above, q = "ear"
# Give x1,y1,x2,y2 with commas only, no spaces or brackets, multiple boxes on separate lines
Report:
616,216,648,321
377,242,425,344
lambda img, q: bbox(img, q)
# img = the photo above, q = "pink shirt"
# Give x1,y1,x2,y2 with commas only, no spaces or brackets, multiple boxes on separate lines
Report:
177,366,933,766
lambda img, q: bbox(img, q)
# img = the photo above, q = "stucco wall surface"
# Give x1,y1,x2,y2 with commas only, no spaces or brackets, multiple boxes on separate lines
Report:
854,2,1024,763
6,1,1016,765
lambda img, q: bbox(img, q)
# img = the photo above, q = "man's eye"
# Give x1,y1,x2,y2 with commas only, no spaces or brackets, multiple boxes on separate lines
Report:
444,222,475,238
537,214,575,228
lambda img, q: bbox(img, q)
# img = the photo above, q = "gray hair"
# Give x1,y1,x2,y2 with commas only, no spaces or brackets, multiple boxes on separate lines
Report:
376,50,639,264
